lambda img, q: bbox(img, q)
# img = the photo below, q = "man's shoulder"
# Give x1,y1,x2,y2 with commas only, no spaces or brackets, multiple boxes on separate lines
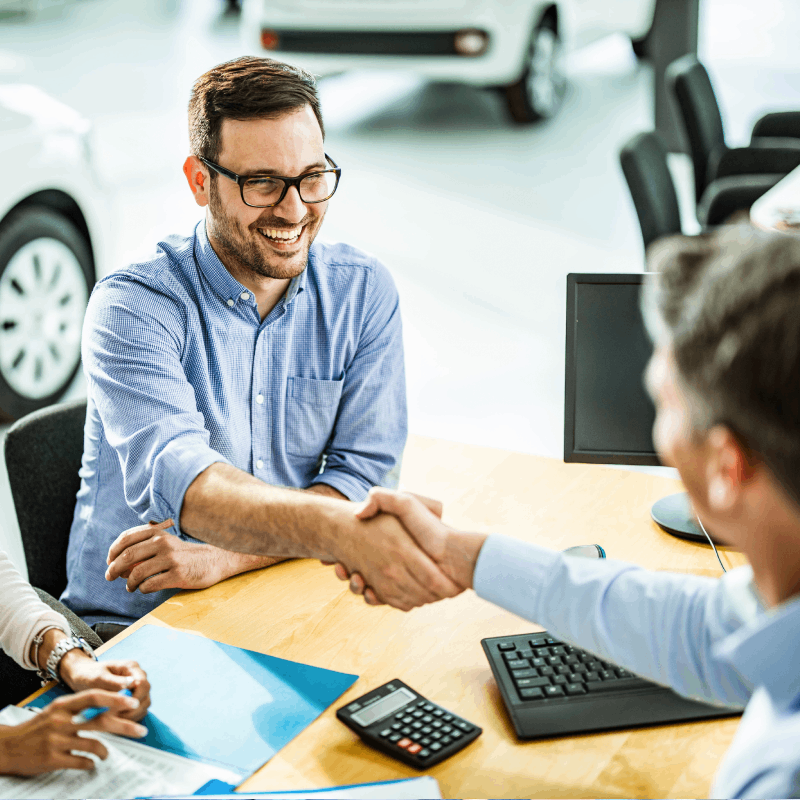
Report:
96,231,198,300
309,240,396,295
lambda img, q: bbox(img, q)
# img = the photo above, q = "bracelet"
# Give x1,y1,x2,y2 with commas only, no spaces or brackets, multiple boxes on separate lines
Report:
37,635,97,685
31,625,67,675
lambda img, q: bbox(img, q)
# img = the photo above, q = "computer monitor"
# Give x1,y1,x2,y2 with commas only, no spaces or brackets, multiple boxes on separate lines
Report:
563,273,715,545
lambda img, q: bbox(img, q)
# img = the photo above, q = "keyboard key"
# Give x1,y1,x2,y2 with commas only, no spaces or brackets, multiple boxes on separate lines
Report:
389,734,402,743
599,670,616,681
556,665,571,676
520,687,545,699
498,642,516,651
407,743,422,755
544,685,565,697
539,666,555,677
412,710,424,718
503,652,521,662
380,729,391,737
441,725,453,733
430,742,443,752
519,649,534,659
411,722,423,730
401,716,413,724
401,726,412,735
544,637,557,644
551,646,567,656
456,721,473,732
566,683,587,696
433,709,444,717
397,738,412,749
418,749,431,758
587,661,603,672
565,654,580,665
449,728,463,739
440,736,452,745
431,732,442,740
512,668,538,679
508,659,531,670
394,713,405,720
573,664,588,674
431,721,442,729
442,714,453,722
553,675,568,686
585,677,651,693
570,672,586,682
391,723,402,730
532,657,546,668
421,726,433,734
422,714,433,723
516,677,552,689
616,668,634,678
534,647,550,658
585,671,601,682
423,703,435,712
420,737,432,746
546,656,563,666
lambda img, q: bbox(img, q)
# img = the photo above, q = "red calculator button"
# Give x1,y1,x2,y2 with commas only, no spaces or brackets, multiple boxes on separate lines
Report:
407,743,422,754
397,738,413,749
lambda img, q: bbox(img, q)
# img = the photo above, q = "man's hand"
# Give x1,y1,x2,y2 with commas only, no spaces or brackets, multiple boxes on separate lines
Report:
0,690,146,776
106,520,284,594
339,488,487,606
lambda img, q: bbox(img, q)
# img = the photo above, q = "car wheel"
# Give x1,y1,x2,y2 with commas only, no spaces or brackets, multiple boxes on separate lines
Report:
0,206,94,421
504,16,566,124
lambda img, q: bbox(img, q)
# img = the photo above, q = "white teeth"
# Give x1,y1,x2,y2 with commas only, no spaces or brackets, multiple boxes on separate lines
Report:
260,227,301,241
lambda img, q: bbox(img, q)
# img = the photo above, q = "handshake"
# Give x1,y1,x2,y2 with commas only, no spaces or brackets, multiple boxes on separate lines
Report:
323,488,488,613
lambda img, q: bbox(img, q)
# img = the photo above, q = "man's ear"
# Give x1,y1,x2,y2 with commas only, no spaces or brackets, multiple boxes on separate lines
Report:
183,156,210,208
704,425,755,513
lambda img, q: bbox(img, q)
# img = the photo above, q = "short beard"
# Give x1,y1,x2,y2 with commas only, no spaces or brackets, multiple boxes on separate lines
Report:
207,178,312,281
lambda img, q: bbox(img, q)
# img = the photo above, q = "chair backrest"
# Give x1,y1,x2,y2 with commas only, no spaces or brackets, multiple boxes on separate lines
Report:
666,55,726,204
619,131,682,250
4,400,87,598
699,174,783,227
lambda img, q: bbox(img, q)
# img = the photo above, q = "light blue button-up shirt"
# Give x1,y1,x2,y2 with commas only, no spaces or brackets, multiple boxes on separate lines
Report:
474,535,800,798
62,222,406,626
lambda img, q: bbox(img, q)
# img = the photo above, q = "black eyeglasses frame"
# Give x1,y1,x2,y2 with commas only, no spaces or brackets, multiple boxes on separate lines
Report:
198,154,341,208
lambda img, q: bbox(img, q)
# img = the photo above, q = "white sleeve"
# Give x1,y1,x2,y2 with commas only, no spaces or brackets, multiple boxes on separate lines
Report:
0,551,70,669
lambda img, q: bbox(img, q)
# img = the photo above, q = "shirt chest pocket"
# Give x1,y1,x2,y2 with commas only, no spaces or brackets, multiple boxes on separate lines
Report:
286,376,344,458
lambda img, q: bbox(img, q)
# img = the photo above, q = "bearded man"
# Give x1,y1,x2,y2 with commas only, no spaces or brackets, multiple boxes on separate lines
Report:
60,57,455,638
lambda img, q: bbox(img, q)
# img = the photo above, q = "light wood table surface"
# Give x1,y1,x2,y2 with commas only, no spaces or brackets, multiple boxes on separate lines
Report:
97,435,747,798
751,163,800,232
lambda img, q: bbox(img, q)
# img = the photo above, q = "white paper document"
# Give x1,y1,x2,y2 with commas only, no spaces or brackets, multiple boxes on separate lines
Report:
0,705,242,800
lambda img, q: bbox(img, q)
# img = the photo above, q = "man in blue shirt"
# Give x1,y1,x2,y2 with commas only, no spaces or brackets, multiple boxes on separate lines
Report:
345,226,800,797
62,56,461,635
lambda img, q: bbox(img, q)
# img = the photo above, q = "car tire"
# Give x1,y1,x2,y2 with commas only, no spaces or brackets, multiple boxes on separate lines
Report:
0,205,94,421
504,16,566,124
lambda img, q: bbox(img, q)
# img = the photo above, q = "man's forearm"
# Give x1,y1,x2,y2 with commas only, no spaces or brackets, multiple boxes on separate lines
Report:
180,463,353,562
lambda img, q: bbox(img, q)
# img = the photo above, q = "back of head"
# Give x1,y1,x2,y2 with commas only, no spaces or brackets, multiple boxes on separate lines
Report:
643,226,800,506
188,56,324,163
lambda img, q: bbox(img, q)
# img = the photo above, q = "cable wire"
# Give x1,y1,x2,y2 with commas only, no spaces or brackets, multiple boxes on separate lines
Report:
696,514,726,573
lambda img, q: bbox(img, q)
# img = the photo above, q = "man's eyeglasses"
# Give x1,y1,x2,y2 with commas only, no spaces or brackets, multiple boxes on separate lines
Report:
198,154,341,208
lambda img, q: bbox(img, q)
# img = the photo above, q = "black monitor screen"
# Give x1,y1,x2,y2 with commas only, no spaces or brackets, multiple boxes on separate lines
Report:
564,273,660,466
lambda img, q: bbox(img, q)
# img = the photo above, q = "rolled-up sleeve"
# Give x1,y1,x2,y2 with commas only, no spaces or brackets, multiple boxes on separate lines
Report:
311,262,407,500
474,535,754,708
83,276,230,533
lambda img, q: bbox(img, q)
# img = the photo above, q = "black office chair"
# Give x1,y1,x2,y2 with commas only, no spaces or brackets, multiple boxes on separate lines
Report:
620,131,683,249
666,56,800,205
620,131,783,247
4,400,89,601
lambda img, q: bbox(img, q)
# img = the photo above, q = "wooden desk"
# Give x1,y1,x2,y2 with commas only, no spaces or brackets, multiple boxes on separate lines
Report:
101,436,747,798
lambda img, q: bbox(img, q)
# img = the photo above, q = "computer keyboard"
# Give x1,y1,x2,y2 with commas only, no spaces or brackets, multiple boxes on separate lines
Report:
482,632,740,739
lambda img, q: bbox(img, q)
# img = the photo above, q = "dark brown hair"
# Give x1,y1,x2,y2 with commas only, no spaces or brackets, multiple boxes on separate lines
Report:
643,225,800,505
188,56,324,163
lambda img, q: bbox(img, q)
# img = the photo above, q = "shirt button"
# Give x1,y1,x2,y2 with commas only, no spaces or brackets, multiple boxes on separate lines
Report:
227,299,234,307
256,459,264,469
256,394,264,404
240,292,250,301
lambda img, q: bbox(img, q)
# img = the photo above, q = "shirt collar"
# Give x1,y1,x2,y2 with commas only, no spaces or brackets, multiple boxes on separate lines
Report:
193,220,307,309
714,576,800,710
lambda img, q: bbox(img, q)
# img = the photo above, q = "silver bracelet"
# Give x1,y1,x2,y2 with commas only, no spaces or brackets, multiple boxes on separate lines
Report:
31,625,67,676
37,635,97,685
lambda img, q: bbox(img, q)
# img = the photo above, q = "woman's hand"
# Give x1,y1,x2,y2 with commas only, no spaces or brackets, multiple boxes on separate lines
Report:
58,652,151,721
0,690,146,776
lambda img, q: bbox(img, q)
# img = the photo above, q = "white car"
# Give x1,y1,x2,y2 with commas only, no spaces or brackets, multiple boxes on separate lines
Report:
0,83,106,420
241,0,658,123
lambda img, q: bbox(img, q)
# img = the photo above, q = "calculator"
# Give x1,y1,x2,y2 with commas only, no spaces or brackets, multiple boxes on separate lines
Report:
336,679,482,768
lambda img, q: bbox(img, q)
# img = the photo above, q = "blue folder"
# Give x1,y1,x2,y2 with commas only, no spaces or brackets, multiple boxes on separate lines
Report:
29,624,358,777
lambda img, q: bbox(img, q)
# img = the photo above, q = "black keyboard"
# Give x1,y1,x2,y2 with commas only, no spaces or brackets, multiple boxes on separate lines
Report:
482,632,741,739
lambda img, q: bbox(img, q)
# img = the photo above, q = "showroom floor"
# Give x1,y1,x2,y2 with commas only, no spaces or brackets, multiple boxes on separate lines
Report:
0,0,799,570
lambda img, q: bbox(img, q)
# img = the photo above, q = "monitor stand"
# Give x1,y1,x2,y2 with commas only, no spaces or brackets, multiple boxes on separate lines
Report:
651,492,725,546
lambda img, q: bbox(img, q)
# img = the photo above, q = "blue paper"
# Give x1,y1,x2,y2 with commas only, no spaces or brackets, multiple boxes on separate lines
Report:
29,624,358,776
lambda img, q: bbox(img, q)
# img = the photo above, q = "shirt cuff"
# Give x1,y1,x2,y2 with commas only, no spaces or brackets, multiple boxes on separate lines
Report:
473,534,561,621
310,469,371,501
150,436,232,536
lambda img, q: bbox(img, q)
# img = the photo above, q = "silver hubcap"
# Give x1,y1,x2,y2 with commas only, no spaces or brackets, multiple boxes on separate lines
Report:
526,27,564,117
0,237,87,399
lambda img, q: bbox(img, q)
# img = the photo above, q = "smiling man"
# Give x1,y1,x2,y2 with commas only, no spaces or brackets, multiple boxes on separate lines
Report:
59,57,459,637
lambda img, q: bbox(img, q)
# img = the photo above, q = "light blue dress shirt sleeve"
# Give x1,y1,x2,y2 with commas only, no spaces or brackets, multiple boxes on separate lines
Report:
473,534,754,708
310,261,406,499
82,274,231,532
